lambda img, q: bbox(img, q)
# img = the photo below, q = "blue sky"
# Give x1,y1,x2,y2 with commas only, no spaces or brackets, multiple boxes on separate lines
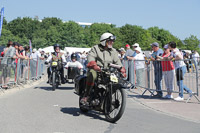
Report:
0,0,199,40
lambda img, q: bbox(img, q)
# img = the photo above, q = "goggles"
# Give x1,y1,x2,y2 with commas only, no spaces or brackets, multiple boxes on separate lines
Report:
100,36,116,42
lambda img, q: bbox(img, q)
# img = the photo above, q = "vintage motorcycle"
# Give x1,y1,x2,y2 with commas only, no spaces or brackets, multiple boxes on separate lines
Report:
48,61,62,91
75,63,127,123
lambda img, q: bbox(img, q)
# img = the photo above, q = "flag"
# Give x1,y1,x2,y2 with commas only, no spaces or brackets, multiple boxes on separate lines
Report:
0,7,4,37
29,40,32,53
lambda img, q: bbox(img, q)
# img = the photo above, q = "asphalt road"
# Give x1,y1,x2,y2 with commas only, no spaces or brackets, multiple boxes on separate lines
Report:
0,80,199,133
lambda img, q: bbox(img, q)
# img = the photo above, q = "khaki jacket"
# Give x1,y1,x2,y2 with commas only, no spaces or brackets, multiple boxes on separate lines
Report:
87,44,122,69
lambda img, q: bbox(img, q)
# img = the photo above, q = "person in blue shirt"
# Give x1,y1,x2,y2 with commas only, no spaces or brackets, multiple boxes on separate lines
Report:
132,43,140,57
150,42,164,98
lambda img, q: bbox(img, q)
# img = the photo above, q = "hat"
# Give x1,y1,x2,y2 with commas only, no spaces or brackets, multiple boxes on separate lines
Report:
38,48,42,52
33,48,37,53
119,48,126,52
151,42,159,47
163,44,168,49
125,44,130,48
135,47,142,53
132,43,139,47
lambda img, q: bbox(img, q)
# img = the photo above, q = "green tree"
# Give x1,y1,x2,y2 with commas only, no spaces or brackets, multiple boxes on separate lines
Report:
148,26,184,48
0,29,16,45
7,17,40,40
32,38,47,49
120,24,155,50
184,35,200,51
46,26,61,46
41,17,62,30
60,21,84,47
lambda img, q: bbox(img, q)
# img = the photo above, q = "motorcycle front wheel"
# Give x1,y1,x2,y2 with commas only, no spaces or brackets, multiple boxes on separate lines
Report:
104,88,126,123
52,72,56,91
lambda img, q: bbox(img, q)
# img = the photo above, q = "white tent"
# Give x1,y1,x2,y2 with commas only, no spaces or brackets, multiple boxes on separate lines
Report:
42,46,54,53
183,50,191,54
64,47,91,55
42,46,66,54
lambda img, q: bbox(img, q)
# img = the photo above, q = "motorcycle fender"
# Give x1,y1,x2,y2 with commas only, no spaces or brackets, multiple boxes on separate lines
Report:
74,75,87,95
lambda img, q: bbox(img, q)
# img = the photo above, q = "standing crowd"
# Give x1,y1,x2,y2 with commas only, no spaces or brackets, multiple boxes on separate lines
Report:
117,41,199,101
0,41,47,88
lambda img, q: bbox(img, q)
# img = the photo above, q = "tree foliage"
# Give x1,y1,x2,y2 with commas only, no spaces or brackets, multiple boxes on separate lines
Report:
184,35,200,51
0,17,198,51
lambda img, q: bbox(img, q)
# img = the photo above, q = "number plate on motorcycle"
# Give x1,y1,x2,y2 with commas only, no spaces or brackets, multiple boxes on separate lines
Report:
52,62,57,66
110,74,118,83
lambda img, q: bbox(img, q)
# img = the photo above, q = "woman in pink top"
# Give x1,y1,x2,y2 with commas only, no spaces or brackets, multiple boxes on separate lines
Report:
158,44,175,99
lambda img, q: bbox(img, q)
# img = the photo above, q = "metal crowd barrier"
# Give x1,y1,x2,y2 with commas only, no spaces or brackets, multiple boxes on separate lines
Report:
0,57,45,91
123,59,200,102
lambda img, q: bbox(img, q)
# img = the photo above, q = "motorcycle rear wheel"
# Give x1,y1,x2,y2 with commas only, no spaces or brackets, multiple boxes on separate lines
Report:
104,88,126,123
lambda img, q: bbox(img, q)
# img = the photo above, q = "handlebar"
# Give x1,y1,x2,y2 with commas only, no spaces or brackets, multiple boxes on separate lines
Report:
109,63,122,70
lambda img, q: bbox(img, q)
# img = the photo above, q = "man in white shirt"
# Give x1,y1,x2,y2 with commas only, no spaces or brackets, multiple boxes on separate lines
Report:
168,41,192,101
127,47,145,87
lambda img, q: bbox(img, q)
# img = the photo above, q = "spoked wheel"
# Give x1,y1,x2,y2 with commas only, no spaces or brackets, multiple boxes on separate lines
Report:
52,72,56,91
79,96,89,113
104,88,126,123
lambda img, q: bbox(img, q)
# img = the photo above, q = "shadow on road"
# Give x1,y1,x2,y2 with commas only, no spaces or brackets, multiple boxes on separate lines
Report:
34,86,74,91
127,93,200,104
127,94,171,100
60,107,106,121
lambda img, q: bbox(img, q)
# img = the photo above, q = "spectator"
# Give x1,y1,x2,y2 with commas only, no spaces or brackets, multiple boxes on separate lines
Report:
131,43,140,57
1,41,16,89
65,52,71,62
127,47,145,87
124,44,134,59
157,44,175,99
18,44,26,59
124,44,134,83
192,50,199,72
30,48,39,61
24,46,30,58
168,41,193,101
150,42,163,98
30,48,39,78
184,51,191,73
118,48,126,62
13,42,19,66
39,49,45,60
80,51,87,65
22,46,30,79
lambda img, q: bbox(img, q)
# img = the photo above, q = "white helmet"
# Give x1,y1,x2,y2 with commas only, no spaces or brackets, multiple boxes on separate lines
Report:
100,32,116,46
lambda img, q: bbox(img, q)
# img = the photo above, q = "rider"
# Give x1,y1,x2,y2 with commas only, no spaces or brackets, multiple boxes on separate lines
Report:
65,53,83,69
46,44,66,84
81,32,126,104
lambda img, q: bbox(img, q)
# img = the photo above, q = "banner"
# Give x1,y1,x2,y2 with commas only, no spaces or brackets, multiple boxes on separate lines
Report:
0,7,4,37
29,40,32,53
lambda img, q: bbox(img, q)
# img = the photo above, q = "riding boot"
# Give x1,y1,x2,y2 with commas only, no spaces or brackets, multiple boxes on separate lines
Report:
84,69,97,97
